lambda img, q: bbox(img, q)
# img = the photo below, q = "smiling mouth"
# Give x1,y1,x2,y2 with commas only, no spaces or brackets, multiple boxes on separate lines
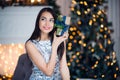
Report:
43,26,51,30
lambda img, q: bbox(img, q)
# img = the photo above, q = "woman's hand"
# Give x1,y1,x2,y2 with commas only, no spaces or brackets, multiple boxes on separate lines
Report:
52,32,68,48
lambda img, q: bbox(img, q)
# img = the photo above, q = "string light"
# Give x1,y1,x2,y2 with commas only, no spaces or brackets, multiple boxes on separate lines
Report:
84,10,88,14
67,62,71,66
100,18,104,22
104,34,107,38
72,0,77,5
69,35,74,39
84,1,88,6
72,32,76,35
93,4,97,7
79,1,83,4
69,27,74,31
114,74,117,78
93,18,96,22
73,39,77,43
71,7,74,11
73,27,77,31
89,20,93,26
68,46,72,50
100,24,104,28
97,10,102,15
102,74,105,78
77,20,82,25
31,0,35,3
0,43,25,77
77,10,81,15
37,0,41,3
107,39,111,44
104,27,108,31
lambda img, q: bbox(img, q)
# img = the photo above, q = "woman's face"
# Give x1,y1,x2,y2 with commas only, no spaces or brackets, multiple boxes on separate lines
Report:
39,11,54,34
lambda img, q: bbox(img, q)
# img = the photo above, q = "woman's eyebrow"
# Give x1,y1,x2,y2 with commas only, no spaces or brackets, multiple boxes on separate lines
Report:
41,16,54,20
40,16,46,19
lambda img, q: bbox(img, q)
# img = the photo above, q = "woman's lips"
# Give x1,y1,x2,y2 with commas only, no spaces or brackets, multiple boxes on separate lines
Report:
43,26,51,30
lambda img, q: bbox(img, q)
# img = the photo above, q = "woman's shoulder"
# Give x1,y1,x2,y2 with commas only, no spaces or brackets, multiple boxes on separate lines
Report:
25,40,33,48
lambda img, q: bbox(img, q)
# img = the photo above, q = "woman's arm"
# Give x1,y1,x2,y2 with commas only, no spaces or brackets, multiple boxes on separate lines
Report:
60,41,70,80
25,41,57,76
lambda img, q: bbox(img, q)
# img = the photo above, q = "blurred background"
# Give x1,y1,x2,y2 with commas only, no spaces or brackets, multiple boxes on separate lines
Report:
0,0,120,80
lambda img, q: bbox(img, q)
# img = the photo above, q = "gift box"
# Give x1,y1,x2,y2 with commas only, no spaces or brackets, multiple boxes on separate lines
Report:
54,15,71,36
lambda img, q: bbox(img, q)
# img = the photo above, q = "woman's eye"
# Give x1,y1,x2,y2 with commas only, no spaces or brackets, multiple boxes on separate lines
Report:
50,19,54,22
40,18,45,21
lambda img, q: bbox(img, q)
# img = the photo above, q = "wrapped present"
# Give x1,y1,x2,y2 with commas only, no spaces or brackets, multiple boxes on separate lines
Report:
54,15,71,36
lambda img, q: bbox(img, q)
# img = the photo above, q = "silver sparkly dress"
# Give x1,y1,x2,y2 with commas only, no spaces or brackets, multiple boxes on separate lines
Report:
29,40,62,80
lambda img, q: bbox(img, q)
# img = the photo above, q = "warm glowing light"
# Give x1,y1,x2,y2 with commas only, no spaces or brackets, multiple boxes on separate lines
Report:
87,8,90,12
69,35,74,39
102,74,105,78
91,48,94,52
92,14,96,17
95,0,98,3
72,32,76,35
83,43,86,47
108,30,111,34
78,40,82,44
100,18,104,21
0,43,25,76
104,27,108,31
89,20,93,26
114,74,117,78
68,42,72,46
73,40,77,43
94,64,97,67
31,0,35,3
100,28,104,32
100,24,104,28
94,75,97,78
67,62,71,66
108,39,111,44
84,1,88,6
111,62,114,66
72,0,77,5
106,56,110,59
77,20,82,25
93,18,96,22
76,60,79,63
107,62,110,66
97,10,102,15
73,27,77,31
84,11,88,14
82,35,85,39
104,34,107,38
116,67,119,71
77,10,81,15
93,4,97,7
68,46,72,50
72,55,76,59
37,0,41,2
76,52,80,56
71,7,74,11
80,1,83,4
70,27,74,31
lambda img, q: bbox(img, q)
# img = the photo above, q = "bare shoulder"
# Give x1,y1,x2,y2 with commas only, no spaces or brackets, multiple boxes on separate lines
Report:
25,40,34,49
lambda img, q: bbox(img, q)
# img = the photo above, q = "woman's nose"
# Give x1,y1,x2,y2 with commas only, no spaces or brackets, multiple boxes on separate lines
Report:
45,20,50,26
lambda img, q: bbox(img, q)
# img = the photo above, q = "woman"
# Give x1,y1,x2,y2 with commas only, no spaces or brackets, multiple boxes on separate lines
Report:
25,7,70,80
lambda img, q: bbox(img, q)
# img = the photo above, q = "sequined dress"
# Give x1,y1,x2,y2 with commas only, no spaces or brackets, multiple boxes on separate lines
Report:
29,40,62,80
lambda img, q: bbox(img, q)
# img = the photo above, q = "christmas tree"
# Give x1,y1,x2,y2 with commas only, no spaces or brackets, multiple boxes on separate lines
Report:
67,0,120,80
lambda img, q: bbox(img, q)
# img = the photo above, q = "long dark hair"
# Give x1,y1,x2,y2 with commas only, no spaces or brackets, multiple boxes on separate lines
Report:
26,7,64,60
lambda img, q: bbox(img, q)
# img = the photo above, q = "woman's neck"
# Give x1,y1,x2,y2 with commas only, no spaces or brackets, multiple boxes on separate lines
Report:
39,33,50,41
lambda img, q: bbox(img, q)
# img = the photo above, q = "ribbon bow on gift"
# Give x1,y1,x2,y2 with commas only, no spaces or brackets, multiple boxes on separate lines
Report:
54,15,71,36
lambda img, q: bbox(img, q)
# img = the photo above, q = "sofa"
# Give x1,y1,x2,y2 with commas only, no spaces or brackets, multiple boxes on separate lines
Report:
12,53,33,80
